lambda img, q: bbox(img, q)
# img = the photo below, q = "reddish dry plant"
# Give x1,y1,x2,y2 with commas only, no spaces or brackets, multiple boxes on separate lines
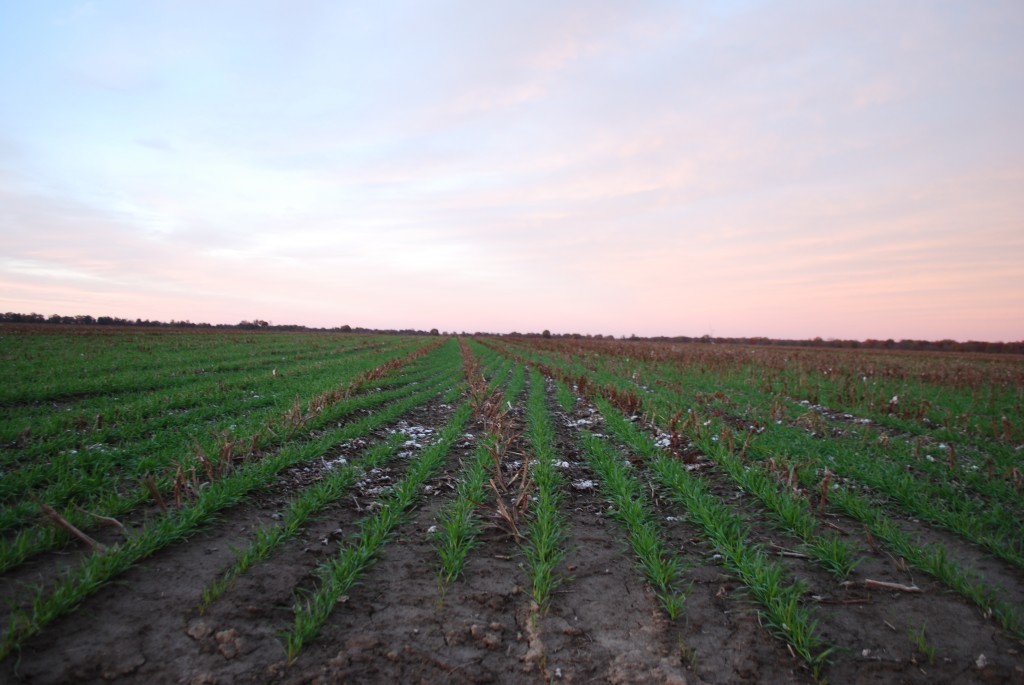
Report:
739,429,756,459
488,479,525,541
667,411,686,453
719,427,735,453
32,496,105,552
695,390,734,408
763,456,808,496
818,471,832,512
171,464,200,507
1001,416,1013,441
794,411,826,436
602,386,643,416
679,410,701,439
459,340,537,537
143,474,167,512
863,526,881,554
1007,467,1023,492
191,439,233,482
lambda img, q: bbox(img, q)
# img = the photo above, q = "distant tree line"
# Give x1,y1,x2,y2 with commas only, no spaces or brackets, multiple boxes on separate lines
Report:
506,330,1024,355
2,312,1019,353
0,312,442,337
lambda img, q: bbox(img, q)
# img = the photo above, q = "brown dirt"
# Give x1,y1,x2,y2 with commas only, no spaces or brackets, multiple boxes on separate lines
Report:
2,382,1023,685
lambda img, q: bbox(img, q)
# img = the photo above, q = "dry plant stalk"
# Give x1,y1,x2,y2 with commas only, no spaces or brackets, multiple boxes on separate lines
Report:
488,479,523,542
511,455,534,515
32,496,104,552
668,411,683,453
1007,467,1023,492
842,579,923,593
144,474,168,512
172,464,199,507
818,471,832,512
720,427,734,452
75,506,128,536
740,429,755,459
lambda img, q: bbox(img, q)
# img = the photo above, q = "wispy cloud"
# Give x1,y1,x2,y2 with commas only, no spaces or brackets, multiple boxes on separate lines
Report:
0,1,1021,339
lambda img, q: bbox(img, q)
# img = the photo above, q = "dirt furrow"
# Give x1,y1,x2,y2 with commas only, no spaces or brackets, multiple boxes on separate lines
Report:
2,399,458,684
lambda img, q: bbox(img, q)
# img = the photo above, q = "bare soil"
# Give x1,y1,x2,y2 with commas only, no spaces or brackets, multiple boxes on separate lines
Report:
2,383,1023,685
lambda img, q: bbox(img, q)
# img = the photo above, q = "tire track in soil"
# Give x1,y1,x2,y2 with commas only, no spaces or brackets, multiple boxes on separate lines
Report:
1,399,457,685
557,391,811,685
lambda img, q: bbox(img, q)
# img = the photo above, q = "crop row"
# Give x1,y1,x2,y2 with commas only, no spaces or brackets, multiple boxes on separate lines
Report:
0,338,466,659
482,337,1024,674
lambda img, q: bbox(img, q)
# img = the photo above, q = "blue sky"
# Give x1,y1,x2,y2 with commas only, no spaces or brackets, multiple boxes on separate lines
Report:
1,1,1022,340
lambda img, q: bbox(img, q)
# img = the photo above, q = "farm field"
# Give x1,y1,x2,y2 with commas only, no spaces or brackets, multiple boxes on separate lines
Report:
1,326,1022,684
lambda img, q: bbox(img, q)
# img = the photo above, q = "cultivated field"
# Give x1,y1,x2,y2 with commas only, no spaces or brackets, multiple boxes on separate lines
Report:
1,326,1022,684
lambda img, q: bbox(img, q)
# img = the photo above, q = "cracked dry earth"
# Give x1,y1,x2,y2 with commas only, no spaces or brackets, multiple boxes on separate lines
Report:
3,381,1023,685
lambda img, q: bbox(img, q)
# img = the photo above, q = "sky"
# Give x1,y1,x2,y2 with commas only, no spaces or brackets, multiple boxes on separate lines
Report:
1,1,1022,341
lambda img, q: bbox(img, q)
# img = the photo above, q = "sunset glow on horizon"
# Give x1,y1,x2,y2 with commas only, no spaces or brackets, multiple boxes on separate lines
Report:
1,2,1022,341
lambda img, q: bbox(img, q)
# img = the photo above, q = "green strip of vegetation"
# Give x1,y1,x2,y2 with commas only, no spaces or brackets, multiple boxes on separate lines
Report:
198,432,407,612
285,401,474,660
593,399,832,676
574,431,687,620
433,341,519,594
0,347,462,661
0,362,451,575
520,368,568,613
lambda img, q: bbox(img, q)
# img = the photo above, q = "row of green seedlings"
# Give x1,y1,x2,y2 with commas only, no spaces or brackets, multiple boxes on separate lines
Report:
574,429,688,620
764,390,1024,514
0,335,420,503
758,352,1023,444
519,367,569,614
516,341,1024,639
0,329,387,405
0,333,401,450
588,396,833,678
802,405,1023,556
457,340,573,615
487,342,833,674
666,411,860,579
0,344,463,662
285,399,475,660
517,367,689,621
604,349,1023,637
590,339,1023,513
650,353,1023,573
2,363,460,660
434,339,523,595
489,341,858,580
626,365,1024,638
199,431,409,613
745,420,1024,637
0,362,442,574
792,418,1023,570
897,434,1023,510
0,336,427,528
0,341,447,574
667,384,1023,575
507,337,1017,578
782,402,1024,515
